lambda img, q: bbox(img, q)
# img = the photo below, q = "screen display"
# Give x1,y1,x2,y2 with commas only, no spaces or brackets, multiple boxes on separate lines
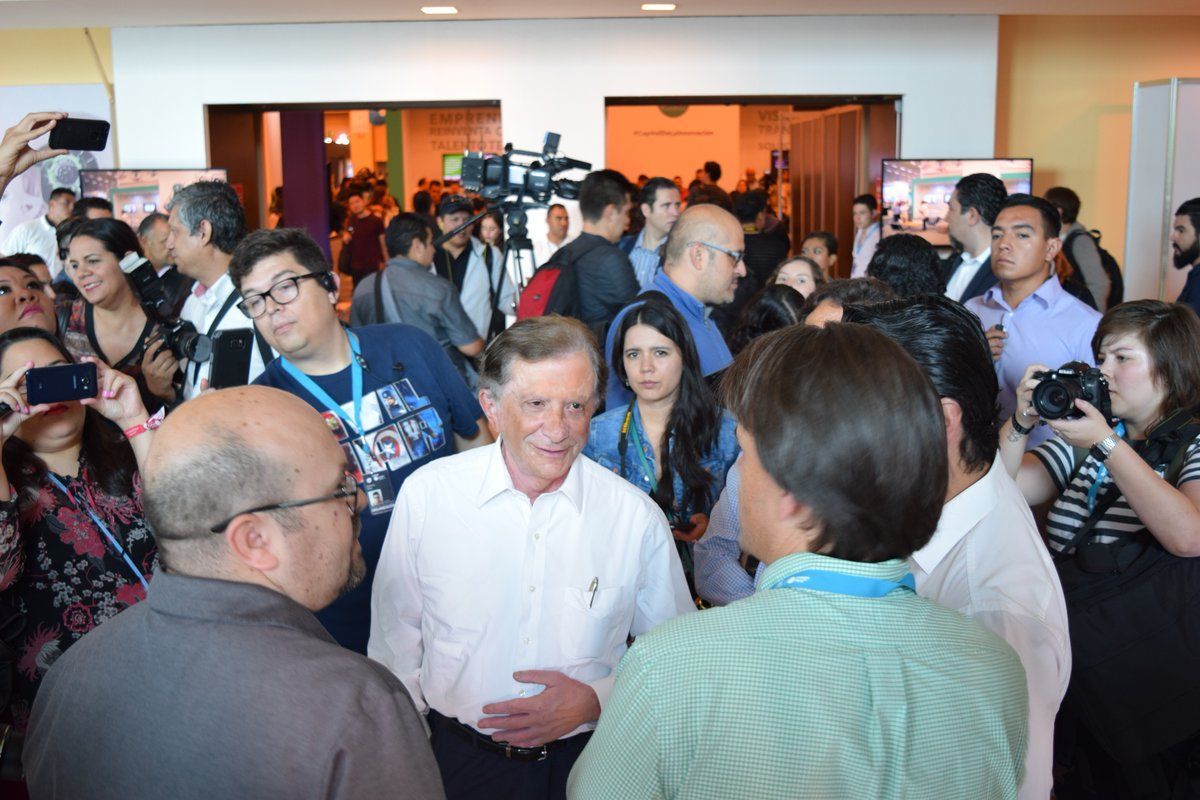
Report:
881,159,1032,248
80,169,228,230
442,153,464,182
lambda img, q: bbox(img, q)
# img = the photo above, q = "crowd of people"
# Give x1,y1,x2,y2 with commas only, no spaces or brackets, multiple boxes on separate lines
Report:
0,110,1199,800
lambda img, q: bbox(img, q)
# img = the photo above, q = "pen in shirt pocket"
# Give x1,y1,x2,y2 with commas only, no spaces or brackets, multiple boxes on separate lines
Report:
587,577,599,608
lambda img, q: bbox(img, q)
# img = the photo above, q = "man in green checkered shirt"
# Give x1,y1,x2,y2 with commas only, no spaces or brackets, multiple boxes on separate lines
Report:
568,323,1028,800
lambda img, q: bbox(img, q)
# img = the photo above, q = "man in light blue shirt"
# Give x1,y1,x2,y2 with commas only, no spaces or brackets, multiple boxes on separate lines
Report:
965,194,1101,449
605,204,742,409
619,177,681,290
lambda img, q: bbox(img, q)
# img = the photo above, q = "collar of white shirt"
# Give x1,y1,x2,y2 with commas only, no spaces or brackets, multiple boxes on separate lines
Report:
475,438,586,512
959,245,990,269
910,454,1003,575
199,272,235,311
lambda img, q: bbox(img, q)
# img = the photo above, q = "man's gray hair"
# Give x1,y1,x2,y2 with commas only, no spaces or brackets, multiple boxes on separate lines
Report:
166,180,246,255
478,316,607,402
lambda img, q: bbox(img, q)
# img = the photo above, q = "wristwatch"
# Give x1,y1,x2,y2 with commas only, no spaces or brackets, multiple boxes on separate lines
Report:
1089,433,1120,462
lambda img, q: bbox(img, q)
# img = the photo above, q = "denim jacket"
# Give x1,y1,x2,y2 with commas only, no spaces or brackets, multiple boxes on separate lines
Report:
583,403,739,521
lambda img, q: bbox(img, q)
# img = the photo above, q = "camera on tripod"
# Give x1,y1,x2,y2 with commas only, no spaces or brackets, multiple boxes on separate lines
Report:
119,253,212,363
461,132,591,205
1032,362,1112,420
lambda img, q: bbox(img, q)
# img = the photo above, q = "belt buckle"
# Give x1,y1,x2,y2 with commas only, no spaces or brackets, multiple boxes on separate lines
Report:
536,746,548,762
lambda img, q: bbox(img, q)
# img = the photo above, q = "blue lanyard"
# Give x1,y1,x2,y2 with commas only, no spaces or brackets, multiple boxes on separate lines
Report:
1087,421,1126,513
47,473,150,592
767,568,915,598
279,330,364,436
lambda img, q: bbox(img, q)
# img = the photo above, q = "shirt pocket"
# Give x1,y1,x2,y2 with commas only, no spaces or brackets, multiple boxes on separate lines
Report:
559,586,628,661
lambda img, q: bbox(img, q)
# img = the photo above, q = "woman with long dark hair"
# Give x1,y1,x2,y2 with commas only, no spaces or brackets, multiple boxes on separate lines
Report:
0,327,158,730
584,297,738,588
61,218,178,412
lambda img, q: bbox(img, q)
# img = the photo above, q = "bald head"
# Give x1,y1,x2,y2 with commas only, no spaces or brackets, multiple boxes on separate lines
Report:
663,204,746,306
664,204,737,267
143,386,346,571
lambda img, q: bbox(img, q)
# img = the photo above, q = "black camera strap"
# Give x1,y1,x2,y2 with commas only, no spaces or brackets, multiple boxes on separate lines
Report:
189,287,274,386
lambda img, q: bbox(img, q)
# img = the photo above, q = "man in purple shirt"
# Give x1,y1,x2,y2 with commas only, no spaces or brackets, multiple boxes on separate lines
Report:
965,194,1101,449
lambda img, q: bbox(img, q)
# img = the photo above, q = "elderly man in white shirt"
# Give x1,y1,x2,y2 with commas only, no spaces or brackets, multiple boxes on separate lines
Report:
369,315,692,800
847,294,1070,800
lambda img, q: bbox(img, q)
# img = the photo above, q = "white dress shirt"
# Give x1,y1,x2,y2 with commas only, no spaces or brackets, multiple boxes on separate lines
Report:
179,272,269,400
2,215,62,278
850,222,881,278
369,441,693,738
532,235,566,272
909,455,1071,800
944,245,992,301
454,237,517,340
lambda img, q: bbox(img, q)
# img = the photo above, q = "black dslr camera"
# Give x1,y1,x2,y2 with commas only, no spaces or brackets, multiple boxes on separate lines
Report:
1032,362,1111,420
119,253,212,363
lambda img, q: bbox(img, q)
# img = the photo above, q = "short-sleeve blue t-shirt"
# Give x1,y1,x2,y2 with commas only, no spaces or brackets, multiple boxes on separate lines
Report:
255,323,482,652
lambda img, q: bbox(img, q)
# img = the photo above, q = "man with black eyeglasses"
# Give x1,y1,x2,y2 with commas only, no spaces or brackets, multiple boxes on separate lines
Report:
23,385,446,799
603,203,745,409
228,226,492,653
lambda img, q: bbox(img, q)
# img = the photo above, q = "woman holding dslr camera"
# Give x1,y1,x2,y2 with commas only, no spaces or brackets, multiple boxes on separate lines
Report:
1000,300,1200,797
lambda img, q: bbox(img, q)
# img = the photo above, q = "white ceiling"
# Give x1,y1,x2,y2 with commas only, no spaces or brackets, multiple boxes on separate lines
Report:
2,0,1199,28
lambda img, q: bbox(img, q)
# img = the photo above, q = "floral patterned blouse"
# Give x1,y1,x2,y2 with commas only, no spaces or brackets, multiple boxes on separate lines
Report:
0,464,157,730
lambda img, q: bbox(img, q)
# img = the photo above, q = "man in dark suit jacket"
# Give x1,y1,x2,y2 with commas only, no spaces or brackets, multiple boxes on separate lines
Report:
942,173,1007,304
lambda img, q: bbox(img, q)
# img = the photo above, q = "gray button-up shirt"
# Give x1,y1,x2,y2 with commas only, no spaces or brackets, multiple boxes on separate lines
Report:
24,572,445,800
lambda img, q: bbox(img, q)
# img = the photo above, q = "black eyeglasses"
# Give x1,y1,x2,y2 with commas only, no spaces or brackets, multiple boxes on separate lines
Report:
237,272,331,319
688,240,745,264
209,473,360,533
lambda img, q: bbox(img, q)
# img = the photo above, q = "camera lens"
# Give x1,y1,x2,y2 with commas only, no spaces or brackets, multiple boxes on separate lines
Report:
1032,379,1077,420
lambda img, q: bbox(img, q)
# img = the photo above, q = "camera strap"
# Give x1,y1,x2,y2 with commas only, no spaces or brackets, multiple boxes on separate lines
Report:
617,400,658,494
46,473,150,592
278,329,365,437
189,289,241,386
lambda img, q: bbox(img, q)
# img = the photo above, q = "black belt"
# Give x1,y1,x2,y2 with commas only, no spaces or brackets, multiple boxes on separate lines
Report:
427,709,588,763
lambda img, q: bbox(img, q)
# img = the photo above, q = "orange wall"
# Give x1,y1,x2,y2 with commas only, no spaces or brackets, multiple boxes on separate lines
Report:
996,15,1200,263
401,106,501,199
606,104,741,191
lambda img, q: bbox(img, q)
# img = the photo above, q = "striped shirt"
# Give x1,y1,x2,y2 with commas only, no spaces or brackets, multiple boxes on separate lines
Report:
1034,433,1200,551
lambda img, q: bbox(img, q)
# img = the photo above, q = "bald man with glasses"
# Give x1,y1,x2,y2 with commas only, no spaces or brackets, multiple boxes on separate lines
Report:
604,203,746,409
23,385,445,800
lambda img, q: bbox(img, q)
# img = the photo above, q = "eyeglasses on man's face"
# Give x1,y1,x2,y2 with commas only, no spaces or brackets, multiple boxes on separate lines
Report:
688,240,745,264
209,472,360,533
237,271,332,319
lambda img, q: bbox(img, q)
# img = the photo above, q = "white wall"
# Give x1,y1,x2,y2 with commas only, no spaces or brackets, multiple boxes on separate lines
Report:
112,15,998,170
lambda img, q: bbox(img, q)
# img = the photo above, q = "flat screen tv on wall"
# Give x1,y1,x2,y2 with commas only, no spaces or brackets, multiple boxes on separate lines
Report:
80,169,228,231
880,158,1032,248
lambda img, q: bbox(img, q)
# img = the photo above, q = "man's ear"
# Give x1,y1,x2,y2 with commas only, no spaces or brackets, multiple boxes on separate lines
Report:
1045,235,1063,262
329,272,341,304
197,219,214,247
478,388,500,432
224,514,282,574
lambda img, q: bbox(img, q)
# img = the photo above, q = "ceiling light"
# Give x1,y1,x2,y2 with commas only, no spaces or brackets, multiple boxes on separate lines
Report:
641,3,676,10
323,136,333,144
421,6,458,13
334,133,350,146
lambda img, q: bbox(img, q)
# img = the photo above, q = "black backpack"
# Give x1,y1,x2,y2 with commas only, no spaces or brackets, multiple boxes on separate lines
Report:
1055,411,1200,764
1064,228,1124,307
